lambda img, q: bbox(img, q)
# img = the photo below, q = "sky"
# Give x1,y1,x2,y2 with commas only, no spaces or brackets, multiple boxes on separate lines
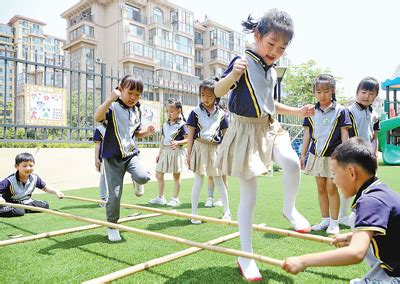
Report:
1,0,399,97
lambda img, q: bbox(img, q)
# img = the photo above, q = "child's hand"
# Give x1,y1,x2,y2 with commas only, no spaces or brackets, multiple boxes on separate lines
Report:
95,158,101,172
283,256,306,275
298,104,315,117
56,191,64,199
232,58,248,81
0,196,5,204
170,141,177,150
147,125,156,135
332,233,352,248
111,89,121,101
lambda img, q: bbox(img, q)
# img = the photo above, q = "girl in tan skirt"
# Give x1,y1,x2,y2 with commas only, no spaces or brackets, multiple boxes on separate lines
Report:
187,79,231,224
301,74,351,235
214,10,314,281
149,99,188,207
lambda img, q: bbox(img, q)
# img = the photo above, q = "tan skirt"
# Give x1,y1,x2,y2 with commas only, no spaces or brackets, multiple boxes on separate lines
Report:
190,140,221,176
156,146,187,173
270,120,290,146
215,113,274,179
304,153,334,178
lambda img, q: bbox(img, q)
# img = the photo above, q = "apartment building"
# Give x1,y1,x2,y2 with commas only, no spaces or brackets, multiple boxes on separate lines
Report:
0,16,67,125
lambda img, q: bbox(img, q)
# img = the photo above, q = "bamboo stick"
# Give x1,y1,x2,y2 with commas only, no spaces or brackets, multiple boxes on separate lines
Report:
84,231,242,283
1,202,283,267
0,213,161,247
63,195,334,244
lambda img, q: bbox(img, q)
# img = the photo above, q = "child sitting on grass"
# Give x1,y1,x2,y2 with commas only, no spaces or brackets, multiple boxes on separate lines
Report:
0,152,64,217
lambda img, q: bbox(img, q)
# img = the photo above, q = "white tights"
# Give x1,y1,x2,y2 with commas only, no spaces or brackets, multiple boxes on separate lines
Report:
191,174,230,215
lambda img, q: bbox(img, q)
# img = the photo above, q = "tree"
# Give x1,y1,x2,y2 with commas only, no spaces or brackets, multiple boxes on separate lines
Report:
282,60,343,107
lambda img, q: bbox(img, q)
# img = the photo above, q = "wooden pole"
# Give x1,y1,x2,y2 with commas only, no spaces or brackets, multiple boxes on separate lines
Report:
1,202,284,267
84,231,241,283
63,195,334,244
0,213,161,247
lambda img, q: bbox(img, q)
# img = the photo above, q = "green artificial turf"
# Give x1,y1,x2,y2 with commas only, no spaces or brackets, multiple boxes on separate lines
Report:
0,162,398,283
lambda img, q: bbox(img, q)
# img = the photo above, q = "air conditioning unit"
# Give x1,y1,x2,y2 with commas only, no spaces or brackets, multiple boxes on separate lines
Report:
95,57,102,64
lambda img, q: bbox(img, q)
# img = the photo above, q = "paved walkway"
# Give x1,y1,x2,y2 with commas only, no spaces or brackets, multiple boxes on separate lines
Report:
0,148,194,192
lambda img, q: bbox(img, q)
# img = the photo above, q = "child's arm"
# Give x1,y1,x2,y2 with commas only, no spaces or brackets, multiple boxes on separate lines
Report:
135,125,156,139
300,127,311,169
171,136,188,150
94,90,120,122
340,127,349,143
186,126,196,166
94,141,101,172
283,230,373,275
372,130,379,155
214,58,247,98
275,102,315,117
42,185,64,199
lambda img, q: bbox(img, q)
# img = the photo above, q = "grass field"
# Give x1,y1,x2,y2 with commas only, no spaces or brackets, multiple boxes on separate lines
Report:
1,162,399,283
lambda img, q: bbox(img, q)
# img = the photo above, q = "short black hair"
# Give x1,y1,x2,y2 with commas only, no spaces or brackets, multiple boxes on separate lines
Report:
15,152,35,165
356,77,379,95
331,137,377,175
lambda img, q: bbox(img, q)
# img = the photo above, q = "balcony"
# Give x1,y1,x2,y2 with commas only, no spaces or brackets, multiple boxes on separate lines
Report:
123,41,155,66
69,13,93,27
149,16,171,29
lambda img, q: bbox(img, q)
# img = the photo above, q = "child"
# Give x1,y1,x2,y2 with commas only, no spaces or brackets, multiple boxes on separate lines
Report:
301,74,351,235
94,74,155,242
0,152,64,217
214,9,313,281
283,138,400,284
339,77,380,225
150,98,188,207
187,78,231,224
93,121,108,206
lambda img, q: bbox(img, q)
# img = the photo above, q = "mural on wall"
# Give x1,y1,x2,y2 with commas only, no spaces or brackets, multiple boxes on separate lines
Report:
22,85,67,126
140,100,161,131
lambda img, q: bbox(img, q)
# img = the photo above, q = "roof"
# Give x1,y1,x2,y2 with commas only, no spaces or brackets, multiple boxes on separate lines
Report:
381,64,400,90
8,15,46,26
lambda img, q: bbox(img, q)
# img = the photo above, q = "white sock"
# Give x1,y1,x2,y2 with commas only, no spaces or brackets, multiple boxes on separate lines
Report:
191,174,204,215
273,141,310,230
107,228,121,242
339,192,352,219
237,177,261,279
213,176,230,214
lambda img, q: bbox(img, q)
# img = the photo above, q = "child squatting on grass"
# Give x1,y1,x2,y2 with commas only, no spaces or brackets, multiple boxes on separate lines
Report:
283,138,400,284
0,152,64,217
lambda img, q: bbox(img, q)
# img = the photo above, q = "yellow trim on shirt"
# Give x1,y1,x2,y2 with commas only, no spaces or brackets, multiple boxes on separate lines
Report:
111,111,124,158
243,69,260,117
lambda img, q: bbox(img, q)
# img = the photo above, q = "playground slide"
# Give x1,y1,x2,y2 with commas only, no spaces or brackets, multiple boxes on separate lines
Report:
378,116,400,165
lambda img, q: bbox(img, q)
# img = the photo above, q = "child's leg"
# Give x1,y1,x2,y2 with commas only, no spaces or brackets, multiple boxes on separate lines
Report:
272,140,310,231
172,172,181,199
237,176,262,280
338,191,352,225
155,171,165,197
24,200,49,213
205,176,214,207
315,177,329,218
126,156,151,185
191,174,204,215
103,158,125,224
212,176,230,214
0,205,25,217
326,178,340,220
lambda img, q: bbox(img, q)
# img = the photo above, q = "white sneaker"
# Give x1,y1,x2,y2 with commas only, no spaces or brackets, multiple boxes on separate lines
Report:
222,211,232,221
326,221,340,235
134,182,144,197
204,197,214,207
99,198,108,208
311,219,330,231
149,196,167,205
339,216,350,227
349,278,361,284
107,228,121,242
190,219,202,224
213,199,223,207
167,197,180,207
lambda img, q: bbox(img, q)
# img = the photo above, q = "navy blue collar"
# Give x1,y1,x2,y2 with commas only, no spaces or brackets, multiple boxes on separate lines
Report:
351,176,378,208
245,49,274,72
355,102,373,112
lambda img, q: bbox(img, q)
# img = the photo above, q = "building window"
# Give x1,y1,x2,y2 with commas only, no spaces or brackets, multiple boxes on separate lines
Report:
153,8,163,24
194,32,203,45
129,24,144,39
126,4,146,24
174,34,193,54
